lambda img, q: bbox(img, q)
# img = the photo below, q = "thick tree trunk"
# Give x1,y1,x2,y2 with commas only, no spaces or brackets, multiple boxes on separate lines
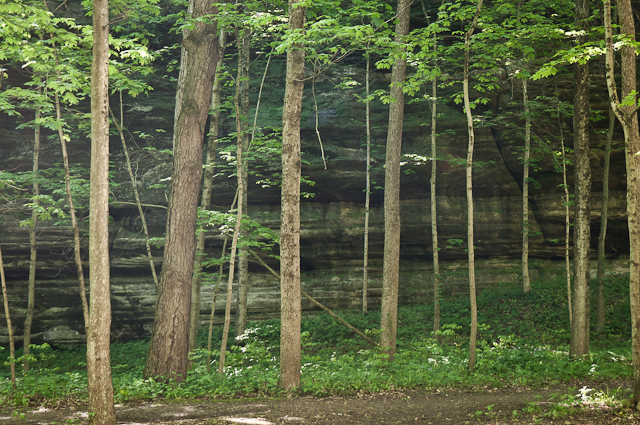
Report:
522,78,531,293
0,244,16,391
86,1,115,423
280,0,306,390
464,0,483,373
604,0,640,406
235,29,251,337
23,98,41,372
144,0,219,383
380,0,411,360
190,31,227,354
597,108,615,334
570,0,591,357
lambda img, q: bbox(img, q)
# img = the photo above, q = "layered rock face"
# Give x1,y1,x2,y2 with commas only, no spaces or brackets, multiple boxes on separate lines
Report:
0,58,629,345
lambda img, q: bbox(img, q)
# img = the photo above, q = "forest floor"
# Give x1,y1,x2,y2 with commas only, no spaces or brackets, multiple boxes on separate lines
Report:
0,380,638,425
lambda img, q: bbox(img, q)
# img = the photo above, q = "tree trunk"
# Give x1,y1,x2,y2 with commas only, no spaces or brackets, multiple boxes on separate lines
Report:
380,0,411,361
23,95,41,372
55,89,89,334
144,0,219,383
561,132,572,328
0,244,16,391
363,50,371,315
597,108,614,334
604,0,640,407
218,37,249,374
235,29,251,338
190,30,227,354
570,0,591,358
464,0,483,373
86,1,115,423
206,236,228,374
280,0,306,390
522,78,531,293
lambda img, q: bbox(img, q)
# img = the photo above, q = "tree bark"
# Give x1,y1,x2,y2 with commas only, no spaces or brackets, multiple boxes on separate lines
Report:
190,30,227,354
144,0,219,383
380,0,411,361
522,78,531,293
363,50,371,315
597,107,615,334
464,0,483,373
570,0,591,358
23,95,41,372
280,0,306,390
87,1,115,423
604,0,640,407
235,29,251,337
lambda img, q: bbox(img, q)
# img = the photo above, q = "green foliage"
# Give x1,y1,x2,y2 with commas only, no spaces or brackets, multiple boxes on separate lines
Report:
0,275,632,406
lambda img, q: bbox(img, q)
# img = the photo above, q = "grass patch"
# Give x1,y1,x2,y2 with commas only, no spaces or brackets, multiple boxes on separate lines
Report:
0,274,633,406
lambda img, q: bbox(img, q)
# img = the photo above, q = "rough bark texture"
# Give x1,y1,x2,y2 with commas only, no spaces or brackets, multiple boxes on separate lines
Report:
86,1,115,423
144,0,219,383
235,30,251,337
280,0,306,390
380,0,411,360
190,31,227,353
604,0,640,405
616,0,640,407
522,78,531,293
464,0,483,373
23,101,40,372
570,0,591,357
597,108,614,333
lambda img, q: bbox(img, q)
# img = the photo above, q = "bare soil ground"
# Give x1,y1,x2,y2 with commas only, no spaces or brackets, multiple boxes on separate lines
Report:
1,382,638,424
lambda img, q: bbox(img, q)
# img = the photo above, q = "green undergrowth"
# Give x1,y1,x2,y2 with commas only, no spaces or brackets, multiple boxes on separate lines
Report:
0,274,633,407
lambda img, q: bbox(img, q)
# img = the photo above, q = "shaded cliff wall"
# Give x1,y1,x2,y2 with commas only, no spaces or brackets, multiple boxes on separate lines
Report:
0,56,629,345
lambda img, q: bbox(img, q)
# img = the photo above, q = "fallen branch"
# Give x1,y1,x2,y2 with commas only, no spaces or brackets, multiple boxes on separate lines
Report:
248,249,377,347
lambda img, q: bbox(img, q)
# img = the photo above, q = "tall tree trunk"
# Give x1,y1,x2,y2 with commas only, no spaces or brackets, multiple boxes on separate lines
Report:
23,95,41,372
280,0,306,390
597,107,615,333
380,0,411,360
363,49,371,315
218,32,250,373
603,0,640,407
190,30,227,354
464,0,483,373
522,78,531,293
144,0,219,383
570,0,591,358
86,1,115,423
235,29,251,337
0,244,16,391
110,92,158,288
421,0,441,333
561,131,572,328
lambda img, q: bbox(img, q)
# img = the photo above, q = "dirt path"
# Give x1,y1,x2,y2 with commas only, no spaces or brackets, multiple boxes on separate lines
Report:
0,383,637,424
